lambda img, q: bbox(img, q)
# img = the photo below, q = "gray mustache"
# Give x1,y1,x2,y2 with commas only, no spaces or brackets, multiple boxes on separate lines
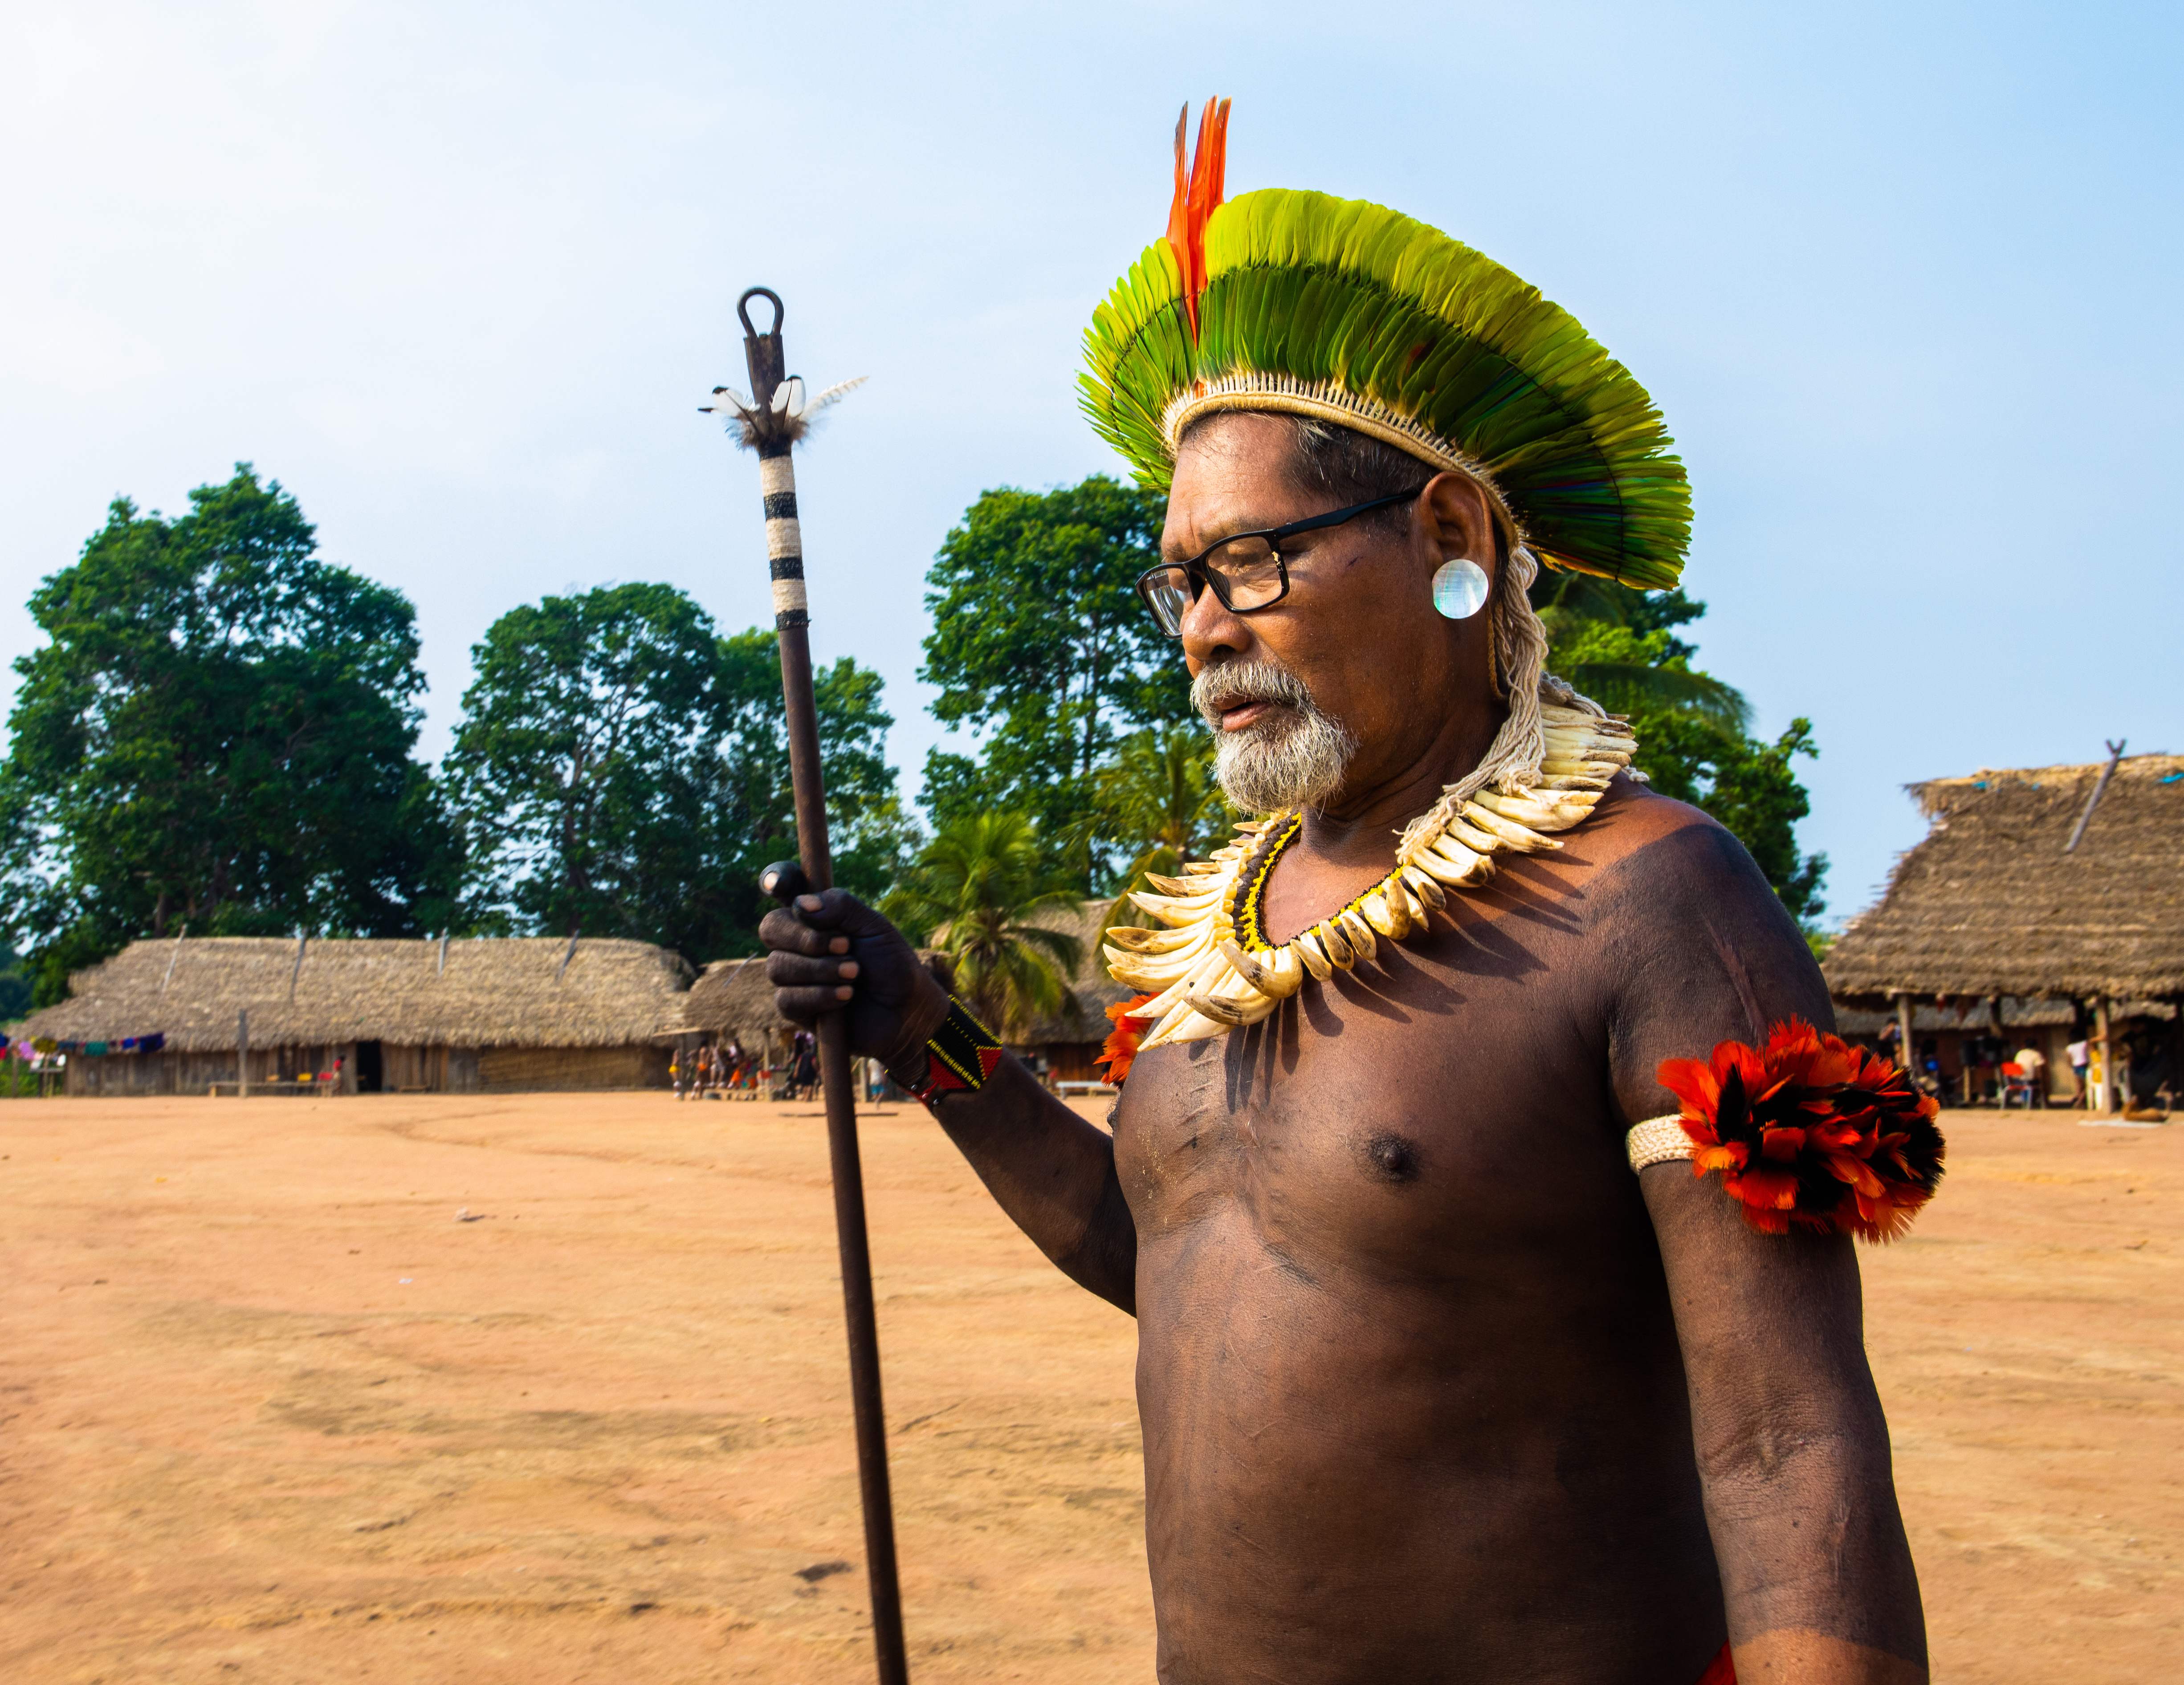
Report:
1192,661,1316,724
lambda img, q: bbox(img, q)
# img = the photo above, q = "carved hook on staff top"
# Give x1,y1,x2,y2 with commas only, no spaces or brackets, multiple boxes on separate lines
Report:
700,285,867,457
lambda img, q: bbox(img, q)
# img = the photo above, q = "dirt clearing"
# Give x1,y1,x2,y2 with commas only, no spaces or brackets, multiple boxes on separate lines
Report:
0,1095,2175,1682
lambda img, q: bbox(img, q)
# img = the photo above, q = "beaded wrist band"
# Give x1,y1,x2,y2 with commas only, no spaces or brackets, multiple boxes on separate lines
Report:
898,997,1004,1107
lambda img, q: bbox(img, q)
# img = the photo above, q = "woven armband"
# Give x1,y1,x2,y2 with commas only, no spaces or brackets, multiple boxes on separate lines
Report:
902,997,1004,1107
1626,1115,1693,1172
1654,1017,1947,1243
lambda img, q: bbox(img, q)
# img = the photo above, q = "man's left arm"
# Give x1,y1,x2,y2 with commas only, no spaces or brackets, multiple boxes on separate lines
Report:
1603,814,1929,1683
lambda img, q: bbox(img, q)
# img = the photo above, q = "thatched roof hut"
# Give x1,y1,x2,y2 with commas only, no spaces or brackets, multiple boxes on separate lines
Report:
1008,899,1135,1084
20,935,693,1095
1822,754,2184,1004
1821,753,2183,1111
675,957,794,1051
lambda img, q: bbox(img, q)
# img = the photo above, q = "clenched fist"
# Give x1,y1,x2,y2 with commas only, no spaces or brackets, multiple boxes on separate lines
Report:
760,889,951,1079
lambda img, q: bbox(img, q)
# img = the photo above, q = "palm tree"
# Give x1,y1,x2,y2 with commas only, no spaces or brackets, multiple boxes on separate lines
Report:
1092,725,1233,934
1534,571,1751,734
882,812,1085,1039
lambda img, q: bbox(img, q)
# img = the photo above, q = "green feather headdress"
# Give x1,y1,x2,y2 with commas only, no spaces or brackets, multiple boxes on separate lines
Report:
1080,101,1691,591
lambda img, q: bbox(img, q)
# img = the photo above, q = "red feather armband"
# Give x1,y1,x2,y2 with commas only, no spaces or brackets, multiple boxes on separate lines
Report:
1644,1018,1946,1242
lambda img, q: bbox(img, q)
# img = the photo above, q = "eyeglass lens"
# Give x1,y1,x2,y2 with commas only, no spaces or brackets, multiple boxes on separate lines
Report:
1141,535,1284,635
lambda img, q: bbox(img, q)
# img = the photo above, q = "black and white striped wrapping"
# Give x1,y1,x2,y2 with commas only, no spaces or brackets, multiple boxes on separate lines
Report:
758,446,808,628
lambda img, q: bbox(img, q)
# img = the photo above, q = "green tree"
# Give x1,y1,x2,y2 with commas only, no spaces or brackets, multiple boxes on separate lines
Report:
1536,576,1827,927
1,467,457,1005
713,627,918,943
0,941,32,1024
445,587,910,961
920,477,1190,855
1533,574,1750,731
882,812,1084,1039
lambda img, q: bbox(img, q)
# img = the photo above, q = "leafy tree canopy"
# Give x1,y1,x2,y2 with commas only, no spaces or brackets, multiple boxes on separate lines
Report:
920,476,1192,855
1,466,456,1005
446,585,909,961
1538,577,1827,928
881,811,1084,1039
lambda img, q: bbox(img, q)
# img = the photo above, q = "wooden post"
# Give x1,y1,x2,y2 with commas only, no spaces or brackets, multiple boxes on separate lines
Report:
237,1009,250,1099
1895,992,1915,1073
2094,995,2113,1115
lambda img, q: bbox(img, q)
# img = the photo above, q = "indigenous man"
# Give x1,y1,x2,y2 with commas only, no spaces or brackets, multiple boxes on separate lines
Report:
766,101,1942,1685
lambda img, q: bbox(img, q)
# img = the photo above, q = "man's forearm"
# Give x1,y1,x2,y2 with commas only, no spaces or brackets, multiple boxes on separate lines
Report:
1697,1412,1927,1681
918,1054,1138,1314
1642,1171,1927,1681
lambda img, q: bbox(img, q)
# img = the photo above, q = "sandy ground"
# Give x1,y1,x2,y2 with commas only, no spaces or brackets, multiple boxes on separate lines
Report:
0,1093,2175,1684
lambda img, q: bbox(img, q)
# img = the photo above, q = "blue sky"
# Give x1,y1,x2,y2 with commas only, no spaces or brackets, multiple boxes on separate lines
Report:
2,0,2176,923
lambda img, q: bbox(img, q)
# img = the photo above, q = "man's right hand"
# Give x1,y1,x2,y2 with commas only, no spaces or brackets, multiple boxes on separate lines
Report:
760,890,951,1079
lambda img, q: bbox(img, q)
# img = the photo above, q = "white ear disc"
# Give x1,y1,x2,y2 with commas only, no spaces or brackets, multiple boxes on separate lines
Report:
1431,557,1490,619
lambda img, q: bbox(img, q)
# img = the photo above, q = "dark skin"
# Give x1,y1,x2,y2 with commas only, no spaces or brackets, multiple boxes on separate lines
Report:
766,413,1927,1682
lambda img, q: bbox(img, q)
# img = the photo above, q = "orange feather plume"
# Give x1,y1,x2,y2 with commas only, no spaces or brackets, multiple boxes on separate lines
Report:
1165,97,1230,339
1096,994,1160,1087
1658,1018,1946,1242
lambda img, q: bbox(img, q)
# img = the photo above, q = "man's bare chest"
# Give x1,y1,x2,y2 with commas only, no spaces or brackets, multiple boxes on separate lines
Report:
1111,932,1626,1278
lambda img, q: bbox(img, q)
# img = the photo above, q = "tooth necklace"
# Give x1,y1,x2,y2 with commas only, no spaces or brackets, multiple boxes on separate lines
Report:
1101,700,1637,1053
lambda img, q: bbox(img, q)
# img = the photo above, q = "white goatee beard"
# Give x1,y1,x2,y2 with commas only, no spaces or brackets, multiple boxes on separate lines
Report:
1192,660,1358,816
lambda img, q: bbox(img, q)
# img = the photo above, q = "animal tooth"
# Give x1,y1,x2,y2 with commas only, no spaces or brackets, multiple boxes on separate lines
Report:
1426,841,1497,888
1183,988,1279,1028
1141,1005,1231,1049
1441,818,1504,855
1475,790,1583,833
1360,887,1413,940
1292,929,1334,980
1461,801,1561,852
1336,908,1377,963
1402,866,1447,909
1316,918,1356,968
1131,950,1226,1021
1102,946,1209,988
1218,939,1304,999
1102,924,1202,954
1405,866,1450,906
1130,889,1223,926
1145,871,1213,896
1413,850,1472,886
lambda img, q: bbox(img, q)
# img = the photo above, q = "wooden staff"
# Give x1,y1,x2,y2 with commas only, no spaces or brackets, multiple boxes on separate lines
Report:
707,288,907,1684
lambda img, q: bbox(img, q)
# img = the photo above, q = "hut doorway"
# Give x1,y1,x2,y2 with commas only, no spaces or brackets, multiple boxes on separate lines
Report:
356,1041,384,1094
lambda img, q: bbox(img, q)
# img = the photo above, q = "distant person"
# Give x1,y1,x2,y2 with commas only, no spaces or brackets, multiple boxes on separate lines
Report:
2012,1043,2046,1109
2067,1037,2090,1107
790,1030,818,1101
670,1050,686,1101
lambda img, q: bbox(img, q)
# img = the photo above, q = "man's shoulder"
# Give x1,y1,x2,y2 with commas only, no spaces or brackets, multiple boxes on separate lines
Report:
1565,776,1749,890
1558,777,1804,951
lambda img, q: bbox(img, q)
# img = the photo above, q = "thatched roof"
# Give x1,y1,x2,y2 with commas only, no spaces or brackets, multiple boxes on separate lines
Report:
1823,753,2184,1005
675,957,794,1046
1010,899,1135,1046
18,936,694,1052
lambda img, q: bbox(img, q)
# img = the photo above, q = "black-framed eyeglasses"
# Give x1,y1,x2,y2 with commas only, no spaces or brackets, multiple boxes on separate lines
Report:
1133,487,1426,638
